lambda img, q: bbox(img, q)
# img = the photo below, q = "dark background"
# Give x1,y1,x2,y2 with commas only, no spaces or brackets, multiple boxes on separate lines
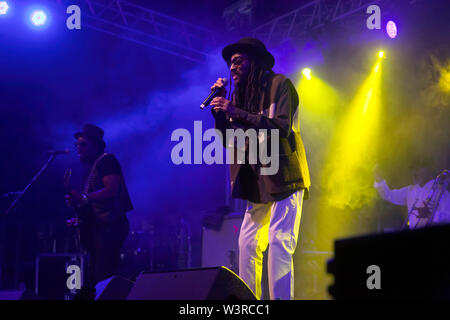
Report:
0,0,449,298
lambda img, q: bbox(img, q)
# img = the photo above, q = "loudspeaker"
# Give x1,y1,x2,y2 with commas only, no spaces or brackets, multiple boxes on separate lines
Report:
127,266,256,300
328,224,450,299
202,213,270,299
95,276,135,300
0,290,39,300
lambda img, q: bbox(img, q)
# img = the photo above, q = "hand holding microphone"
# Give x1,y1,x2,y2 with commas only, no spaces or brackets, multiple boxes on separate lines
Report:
200,77,228,109
211,78,228,97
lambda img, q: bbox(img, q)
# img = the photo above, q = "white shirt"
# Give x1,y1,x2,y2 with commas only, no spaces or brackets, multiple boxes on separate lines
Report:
374,179,450,227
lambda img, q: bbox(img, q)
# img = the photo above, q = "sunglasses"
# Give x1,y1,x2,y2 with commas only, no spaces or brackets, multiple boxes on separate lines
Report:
228,56,246,68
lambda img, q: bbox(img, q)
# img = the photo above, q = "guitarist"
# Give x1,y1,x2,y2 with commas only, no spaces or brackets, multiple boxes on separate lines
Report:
374,166,450,229
65,124,133,298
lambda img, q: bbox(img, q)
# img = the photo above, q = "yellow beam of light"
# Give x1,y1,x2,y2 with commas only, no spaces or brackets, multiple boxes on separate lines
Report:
438,60,450,93
297,72,341,116
309,57,384,261
320,59,383,210
295,71,343,163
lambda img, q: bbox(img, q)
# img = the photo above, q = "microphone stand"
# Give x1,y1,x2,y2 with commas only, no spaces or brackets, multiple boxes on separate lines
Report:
1,153,58,289
5,154,56,215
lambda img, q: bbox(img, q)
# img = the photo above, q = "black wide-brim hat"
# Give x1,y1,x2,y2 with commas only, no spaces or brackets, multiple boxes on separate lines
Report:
222,37,275,69
74,124,106,148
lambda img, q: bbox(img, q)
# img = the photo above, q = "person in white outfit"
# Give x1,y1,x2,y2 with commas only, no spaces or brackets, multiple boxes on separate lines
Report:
374,167,450,229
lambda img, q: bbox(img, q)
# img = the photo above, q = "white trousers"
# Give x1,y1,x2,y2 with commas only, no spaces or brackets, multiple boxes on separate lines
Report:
238,190,304,300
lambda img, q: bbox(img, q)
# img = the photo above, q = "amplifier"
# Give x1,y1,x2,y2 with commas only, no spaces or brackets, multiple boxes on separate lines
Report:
201,212,243,274
35,253,85,300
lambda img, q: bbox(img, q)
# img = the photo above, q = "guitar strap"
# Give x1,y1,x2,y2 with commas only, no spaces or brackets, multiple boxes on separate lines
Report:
82,153,108,194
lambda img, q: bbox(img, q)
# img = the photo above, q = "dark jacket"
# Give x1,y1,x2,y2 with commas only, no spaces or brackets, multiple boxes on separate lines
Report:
212,73,310,203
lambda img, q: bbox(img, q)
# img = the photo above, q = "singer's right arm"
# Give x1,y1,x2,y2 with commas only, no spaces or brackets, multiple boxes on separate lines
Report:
210,78,229,147
211,108,228,148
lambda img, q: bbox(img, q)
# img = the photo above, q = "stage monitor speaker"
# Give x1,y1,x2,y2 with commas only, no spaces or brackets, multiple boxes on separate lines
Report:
127,266,256,300
95,276,135,300
328,224,450,299
0,290,39,300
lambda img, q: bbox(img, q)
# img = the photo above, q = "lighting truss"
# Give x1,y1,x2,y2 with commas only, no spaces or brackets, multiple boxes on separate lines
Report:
251,0,385,47
56,0,218,62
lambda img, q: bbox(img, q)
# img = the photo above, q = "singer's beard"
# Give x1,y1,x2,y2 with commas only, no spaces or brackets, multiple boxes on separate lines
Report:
233,73,248,88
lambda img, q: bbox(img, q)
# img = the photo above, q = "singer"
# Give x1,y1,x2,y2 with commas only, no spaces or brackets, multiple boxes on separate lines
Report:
65,124,133,299
210,38,311,300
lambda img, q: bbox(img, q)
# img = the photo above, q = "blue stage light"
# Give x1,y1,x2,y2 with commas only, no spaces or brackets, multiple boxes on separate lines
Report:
31,9,47,26
0,1,9,15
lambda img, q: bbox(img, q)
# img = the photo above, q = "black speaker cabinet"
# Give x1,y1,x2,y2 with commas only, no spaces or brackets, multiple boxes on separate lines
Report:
95,276,135,300
35,253,85,300
127,266,256,300
0,290,39,300
328,224,450,299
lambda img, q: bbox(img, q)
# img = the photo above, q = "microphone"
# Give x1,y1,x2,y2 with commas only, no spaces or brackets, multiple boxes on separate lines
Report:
47,149,70,155
200,78,228,110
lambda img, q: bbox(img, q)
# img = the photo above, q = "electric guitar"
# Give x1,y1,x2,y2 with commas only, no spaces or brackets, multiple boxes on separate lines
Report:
408,170,450,229
64,168,93,245
407,199,433,229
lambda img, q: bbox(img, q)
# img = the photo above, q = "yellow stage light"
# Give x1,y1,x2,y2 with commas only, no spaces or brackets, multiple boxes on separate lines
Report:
302,68,312,80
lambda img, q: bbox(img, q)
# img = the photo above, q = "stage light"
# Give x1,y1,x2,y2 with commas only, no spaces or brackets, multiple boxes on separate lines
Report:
386,20,397,39
378,51,384,58
31,9,47,26
302,68,312,80
0,1,9,15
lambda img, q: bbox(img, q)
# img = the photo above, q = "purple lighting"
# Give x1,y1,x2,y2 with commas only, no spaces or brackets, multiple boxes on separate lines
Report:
386,20,397,39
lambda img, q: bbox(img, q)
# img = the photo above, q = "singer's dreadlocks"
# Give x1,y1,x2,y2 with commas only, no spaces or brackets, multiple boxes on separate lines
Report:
231,55,273,114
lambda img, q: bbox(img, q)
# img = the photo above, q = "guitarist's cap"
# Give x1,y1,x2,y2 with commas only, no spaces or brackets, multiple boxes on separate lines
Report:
74,124,106,150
